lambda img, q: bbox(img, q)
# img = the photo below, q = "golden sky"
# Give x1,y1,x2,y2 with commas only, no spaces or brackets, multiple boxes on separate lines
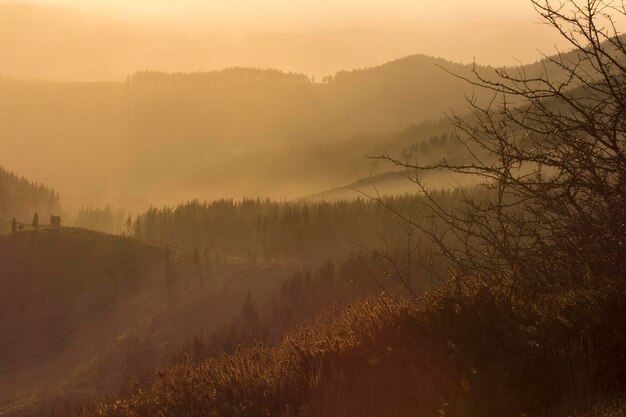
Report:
17,0,541,31
2,0,624,76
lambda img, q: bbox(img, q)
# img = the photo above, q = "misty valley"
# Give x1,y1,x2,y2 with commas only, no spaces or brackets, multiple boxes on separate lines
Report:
0,1,625,416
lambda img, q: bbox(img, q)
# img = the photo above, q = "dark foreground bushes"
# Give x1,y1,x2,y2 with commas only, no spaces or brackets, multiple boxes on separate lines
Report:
70,269,625,417
418,275,626,416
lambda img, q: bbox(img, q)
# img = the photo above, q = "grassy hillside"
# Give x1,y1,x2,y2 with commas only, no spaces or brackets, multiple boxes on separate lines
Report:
0,228,302,415
0,228,163,397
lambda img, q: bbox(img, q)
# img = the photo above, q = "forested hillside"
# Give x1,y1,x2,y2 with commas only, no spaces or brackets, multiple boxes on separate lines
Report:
131,193,462,263
2,40,601,208
0,55,502,206
127,55,487,149
0,66,473,208
0,166,59,223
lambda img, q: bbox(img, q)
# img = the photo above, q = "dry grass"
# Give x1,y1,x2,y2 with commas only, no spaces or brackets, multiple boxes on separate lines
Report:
67,269,626,417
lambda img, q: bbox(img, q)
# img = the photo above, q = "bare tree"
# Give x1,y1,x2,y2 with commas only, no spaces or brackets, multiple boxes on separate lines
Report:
380,0,626,289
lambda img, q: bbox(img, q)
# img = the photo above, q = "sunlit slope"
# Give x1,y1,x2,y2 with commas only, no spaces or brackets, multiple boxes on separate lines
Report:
0,228,298,415
302,170,479,201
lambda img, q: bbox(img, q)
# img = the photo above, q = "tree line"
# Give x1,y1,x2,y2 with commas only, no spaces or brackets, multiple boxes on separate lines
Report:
131,193,464,263
129,68,311,89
